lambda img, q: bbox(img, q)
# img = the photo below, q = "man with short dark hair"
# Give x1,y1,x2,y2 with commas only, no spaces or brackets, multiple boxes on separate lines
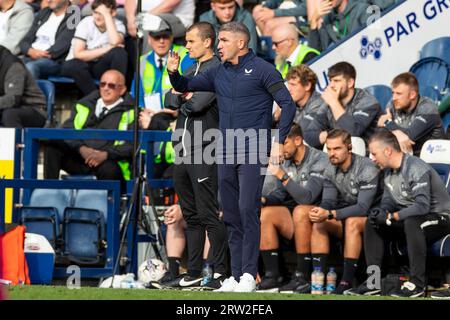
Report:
347,129,450,298
308,128,381,294
44,70,134,185
167,21,296,292
156,21,228,291
304,61,381,148
377,72,445,155
19,0,75,79
258,124,328,293
199,0,258,52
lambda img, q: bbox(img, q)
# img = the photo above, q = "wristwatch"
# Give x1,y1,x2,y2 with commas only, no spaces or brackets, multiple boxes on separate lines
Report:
384,119,392,126
279,173,290,183
327,210,334,220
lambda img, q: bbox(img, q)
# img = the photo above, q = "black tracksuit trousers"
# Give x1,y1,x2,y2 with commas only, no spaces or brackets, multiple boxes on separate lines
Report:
173,162,228,276
364,213,450,289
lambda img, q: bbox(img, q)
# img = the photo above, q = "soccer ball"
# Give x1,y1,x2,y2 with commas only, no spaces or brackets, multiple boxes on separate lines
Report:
138,259,167,283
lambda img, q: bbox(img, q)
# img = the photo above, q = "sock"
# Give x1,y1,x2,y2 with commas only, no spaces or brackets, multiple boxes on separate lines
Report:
260,250,279,277
296,253,312,277
311,253,328,274
168,257,181,278
341,258,359,284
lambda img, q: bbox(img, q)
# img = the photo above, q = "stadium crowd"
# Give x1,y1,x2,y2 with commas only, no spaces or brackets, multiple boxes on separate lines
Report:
1,0,450,299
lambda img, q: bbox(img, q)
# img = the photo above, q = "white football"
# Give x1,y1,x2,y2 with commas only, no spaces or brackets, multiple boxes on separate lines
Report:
138,258,167,283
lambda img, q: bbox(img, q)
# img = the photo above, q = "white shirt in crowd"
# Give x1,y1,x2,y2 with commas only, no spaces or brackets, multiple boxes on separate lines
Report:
31,12,66,51
65,15,126,61
0,9,14,44
140,0,194,28
95,97,124,118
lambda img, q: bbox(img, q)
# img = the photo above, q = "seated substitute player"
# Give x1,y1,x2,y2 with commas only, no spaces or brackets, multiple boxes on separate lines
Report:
304,62,381,149
347,129,450,298
258,124,328,293
377,72,445,156
308,128,381,294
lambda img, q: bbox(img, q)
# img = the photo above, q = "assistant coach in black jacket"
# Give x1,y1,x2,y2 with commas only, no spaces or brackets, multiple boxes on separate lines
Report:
160,22,228,290
19,0,76,79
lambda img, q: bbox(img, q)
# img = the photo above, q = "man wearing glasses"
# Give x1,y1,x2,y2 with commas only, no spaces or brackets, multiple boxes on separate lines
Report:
134,18,194,131
271,23,319,79
44,69,134,187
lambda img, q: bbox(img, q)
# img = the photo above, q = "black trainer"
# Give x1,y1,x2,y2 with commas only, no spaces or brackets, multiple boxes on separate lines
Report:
431,288,450,299
162,274,203,290
201,273,227,291
256,275,283,293
390,281,425,298
150,272,175,289
279,272,310,294
344,281,381,296
332,281,352,295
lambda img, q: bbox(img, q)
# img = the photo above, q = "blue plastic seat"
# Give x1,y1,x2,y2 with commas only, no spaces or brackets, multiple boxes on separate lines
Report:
19,188,73,250
420,37,450,67
441,110,450,135
410,57,450,98
421,85,441,103
36,79,55,126
365,85,392,111
63,207,106,265
61,189,108,265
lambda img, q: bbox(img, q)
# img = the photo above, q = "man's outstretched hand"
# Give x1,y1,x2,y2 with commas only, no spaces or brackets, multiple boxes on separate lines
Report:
167,50,180,73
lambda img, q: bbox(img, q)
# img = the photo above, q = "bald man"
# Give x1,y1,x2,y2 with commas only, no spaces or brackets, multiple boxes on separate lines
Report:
271,24,319,79
44,69,135,186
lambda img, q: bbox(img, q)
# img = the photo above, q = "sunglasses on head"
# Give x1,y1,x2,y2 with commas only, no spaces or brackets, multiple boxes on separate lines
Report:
100,82,122,90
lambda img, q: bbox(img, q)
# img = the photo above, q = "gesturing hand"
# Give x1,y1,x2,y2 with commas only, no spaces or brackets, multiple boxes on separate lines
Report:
167,50,180,73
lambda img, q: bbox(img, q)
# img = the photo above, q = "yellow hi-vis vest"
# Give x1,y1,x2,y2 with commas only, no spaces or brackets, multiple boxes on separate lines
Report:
73,103,135,180
276,44,320,78
140,44,189,106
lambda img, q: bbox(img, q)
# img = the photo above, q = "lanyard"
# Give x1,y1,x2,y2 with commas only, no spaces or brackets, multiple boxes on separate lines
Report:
335,15,350,39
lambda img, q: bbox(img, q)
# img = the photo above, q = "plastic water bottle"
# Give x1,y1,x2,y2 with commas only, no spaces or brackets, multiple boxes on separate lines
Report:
120,279,138,289
326,267,337,294
201,263,213,286
311,267,324,295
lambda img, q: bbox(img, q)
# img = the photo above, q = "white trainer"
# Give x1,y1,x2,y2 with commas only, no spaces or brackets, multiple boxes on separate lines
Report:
213,276,238,292
234,273,256,293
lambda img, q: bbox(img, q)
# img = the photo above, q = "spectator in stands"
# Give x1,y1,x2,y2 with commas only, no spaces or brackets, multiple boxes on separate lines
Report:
44,70,134,184
308,129,381,294
304,62,381,149
271,23,319,79
252,0,307,36
366,0,397,11
61,0,127,96
19,0,75,80
0,45,47,128
199,0,258,53
0,0,33,55
308,0,371,52
258,124,328,293
377,72,445,156
347,129,450,298
125,0,195,38
135,18,194,130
